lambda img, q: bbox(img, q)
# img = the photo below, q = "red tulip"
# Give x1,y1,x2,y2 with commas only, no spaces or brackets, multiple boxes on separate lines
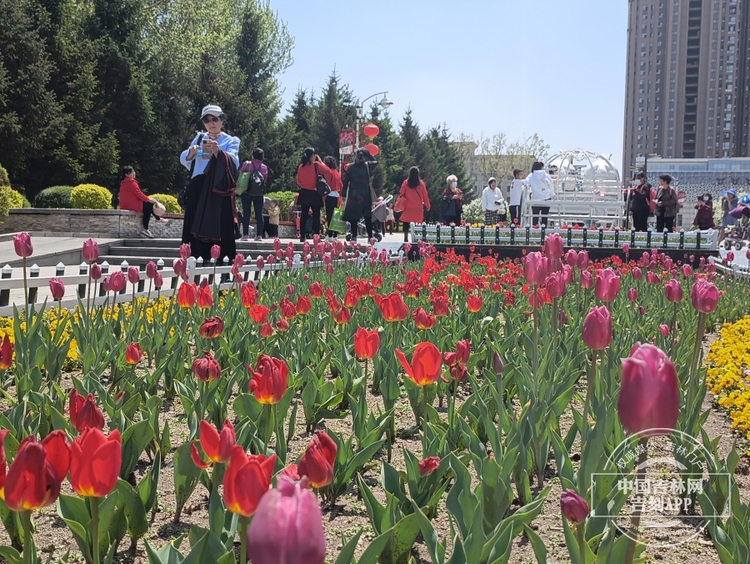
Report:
180,243,192,260
177,282,198,307
195,285,212,309
413,307,436,330
372,273,383,288
70,428,121,497
659,324,670,337
240,283,257,307
618,343,679,435
249,355,288,405
444,340,470,366
191,420,236,468
466,294,482,313
582,306,612,350
247,476,326,564
199,316,224,338
560,489,589,524
432,296,450,317
49,278,65,301
396,342,442,387
333,306,351,324
418,456,440,476
0,335,11,371
82,238,99,263
0,430,9,500
664,279,683,303
544,233,564,260
223,447,275,517
296,295,312,315
545,272,566,298
248,304,270,324
280,297,297,319
4,431,71,511
580,270,593,289
276,319,290,332
374,292,410,322
594,268,620,302
125,342,142,365
354,328,380,360
297,431,337,488
344,287,360,308
308,282,323,298
127,266,140,286
279,464,301,482
193,351,221,382
69,389,104,433
523,252,547,285
13,232,33,258
690,278,720,314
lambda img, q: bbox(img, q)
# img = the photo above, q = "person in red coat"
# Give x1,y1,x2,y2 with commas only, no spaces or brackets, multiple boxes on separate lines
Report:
397,167,431,242
295,147,335,242
119,166,167,237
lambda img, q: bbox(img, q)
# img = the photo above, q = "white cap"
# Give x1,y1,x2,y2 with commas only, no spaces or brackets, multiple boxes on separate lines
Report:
201,104,223,118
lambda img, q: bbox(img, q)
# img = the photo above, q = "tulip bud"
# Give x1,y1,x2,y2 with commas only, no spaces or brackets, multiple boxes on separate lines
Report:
146,261,158,279
523,252,547,285
727,251,735,262
565,249,578,267
628,287,638,302
690,278,719,314
681,264,693,277
128,266,140,285
632,266,642,281
256,257,265,270
90,264,102,281
49,278,65,301
576,250,589,269
154,272,163,288
109,271,126,292
622,243,630,255
125,342,142,364
13,232,33,258
618,343,679,435
560,489,589,524
594,268,620,302
659,324,669,337
580,270,593,289
491,350,504,376
82,238,99,263
582,306,612,350
180,243,192,260
210,245,221,261
664,279,683,303
543,233,564,260
247,476,326,564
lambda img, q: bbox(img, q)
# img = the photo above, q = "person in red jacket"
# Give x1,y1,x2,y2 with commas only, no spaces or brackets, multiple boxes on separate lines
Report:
397,167,431,242
295,147,334,242
119,166,167,237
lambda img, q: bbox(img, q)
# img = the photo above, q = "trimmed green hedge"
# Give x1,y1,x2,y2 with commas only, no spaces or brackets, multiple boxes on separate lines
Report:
71,184,113,209
35,186,75,208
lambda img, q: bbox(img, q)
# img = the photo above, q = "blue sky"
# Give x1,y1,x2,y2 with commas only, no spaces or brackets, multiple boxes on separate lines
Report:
270,0,628,173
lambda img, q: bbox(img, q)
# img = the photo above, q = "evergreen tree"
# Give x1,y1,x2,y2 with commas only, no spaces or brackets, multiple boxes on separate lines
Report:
310,71,357,160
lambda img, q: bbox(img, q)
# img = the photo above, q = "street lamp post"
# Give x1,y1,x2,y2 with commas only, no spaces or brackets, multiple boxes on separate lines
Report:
355,92,393,150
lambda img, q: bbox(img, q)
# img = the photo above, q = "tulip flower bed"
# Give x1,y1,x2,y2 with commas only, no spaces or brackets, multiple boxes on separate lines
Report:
1,232,750,564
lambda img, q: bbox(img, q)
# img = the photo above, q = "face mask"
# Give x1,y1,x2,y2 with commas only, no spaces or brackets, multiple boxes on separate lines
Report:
703,196,709,202
451,182,457,188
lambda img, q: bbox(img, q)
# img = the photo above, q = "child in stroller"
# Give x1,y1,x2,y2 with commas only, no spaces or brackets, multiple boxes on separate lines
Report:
724,195,750,250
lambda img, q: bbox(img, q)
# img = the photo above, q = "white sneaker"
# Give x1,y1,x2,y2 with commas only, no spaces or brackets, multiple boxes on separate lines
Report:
156,218,169,224
140,229,154,238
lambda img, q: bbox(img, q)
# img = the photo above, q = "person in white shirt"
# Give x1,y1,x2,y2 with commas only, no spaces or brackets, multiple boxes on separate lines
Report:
509,169,524,225
481,177,506,225
524,161,555,227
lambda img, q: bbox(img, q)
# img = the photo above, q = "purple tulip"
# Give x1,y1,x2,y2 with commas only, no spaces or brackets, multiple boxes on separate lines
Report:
82,238,99,263
13,232,33,258
560,489,589,524
247,476,326,564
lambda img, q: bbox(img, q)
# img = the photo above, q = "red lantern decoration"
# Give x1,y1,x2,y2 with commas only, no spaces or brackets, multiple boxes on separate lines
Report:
364,143,379,156
363,123,380,138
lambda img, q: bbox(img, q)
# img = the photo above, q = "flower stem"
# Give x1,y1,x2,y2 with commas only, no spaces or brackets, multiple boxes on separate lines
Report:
91,496,100,564
686,312,707,412
575,523,586,564
239,515,249,564
582,349,598,442
22,256,28,309
624,436,649,564
22,510,32,564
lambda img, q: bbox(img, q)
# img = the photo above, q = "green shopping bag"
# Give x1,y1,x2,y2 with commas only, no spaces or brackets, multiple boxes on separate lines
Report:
236,171,250,195
329,207,347,233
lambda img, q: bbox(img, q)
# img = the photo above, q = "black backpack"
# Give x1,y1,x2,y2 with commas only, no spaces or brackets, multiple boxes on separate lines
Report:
248,163,266,196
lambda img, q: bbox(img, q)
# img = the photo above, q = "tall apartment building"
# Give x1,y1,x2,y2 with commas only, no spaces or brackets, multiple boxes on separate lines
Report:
622,0,750,180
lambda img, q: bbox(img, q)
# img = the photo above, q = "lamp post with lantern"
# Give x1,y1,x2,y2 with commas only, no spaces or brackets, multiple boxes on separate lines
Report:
354,92,393,151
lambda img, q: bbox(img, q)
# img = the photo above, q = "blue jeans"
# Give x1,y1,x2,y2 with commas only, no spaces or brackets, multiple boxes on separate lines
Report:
241,194,264,237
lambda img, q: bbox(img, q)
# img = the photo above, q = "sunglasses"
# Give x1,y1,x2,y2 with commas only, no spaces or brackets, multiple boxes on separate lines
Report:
202,115,221,123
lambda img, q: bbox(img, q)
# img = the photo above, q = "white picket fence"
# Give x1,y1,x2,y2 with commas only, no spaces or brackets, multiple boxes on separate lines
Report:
0,249,403,317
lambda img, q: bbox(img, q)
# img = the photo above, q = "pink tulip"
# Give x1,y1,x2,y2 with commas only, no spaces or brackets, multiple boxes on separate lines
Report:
101,277,112,293
622,243,630,255
545,272,566,298
13,232,33,258
560,489,589,524
246,477,326,564
681,264,693,277
173,258,186,278
690,278,719,314
595,268,620,302
544,233,564,260
565,249,578,267
109,271,126,292
646,271,659,285
562,264,574,285
90,264,102,281
580,270,593,289
727,251,735,262
128,266,140,285
582,306,612,350
627,287,638,302
326,263,334,276
273,238,282,252
659,324,669,337
576,250,589,270
154,272,163,288
146,261,158,279
664,279,683,303
638,305,645,316
523,252,547,285
618,343,679,435
632,266,642,281
82,239,99,263
49,278,65,301
180,243,192,260
211,245,221,261
257,257,265,270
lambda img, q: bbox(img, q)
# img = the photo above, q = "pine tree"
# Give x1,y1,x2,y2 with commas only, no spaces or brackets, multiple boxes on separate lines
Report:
310,71,357,160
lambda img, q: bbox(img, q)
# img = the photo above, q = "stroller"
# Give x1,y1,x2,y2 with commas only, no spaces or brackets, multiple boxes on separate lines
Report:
348,195,393,242
723,202,750,250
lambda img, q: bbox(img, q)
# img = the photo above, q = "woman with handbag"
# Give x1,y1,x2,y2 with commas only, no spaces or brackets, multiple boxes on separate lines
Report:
180,104,240,260
441,174,463,224
295,147,334,243
119,166,169,238
654,174,678,233
396,166,431,242
323,156,343,238
342,149,378,242
628,172,653,232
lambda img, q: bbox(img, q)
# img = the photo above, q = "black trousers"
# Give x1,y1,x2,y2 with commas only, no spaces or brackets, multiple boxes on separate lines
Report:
142,202,158,229
656,215,675,233
298,189,323,241
531,205,550,227
509,205,520,225
632,211,649,232
325,195,339,236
